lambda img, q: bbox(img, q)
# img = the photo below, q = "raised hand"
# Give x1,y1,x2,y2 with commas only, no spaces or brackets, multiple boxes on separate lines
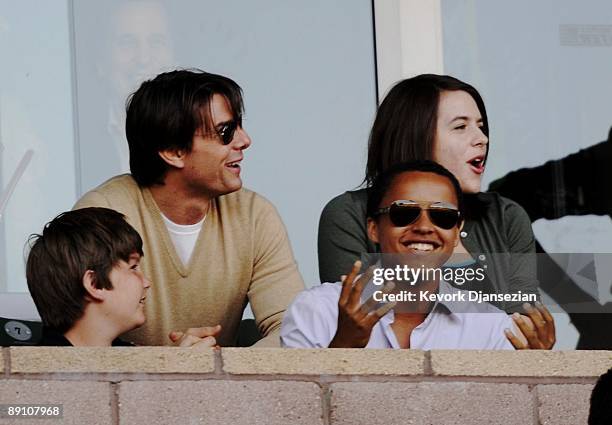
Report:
329,261,396,348
505,302,556,349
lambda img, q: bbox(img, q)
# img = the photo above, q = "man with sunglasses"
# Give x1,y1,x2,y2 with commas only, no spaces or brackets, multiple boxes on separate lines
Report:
75,69,305,346
281,160,521,349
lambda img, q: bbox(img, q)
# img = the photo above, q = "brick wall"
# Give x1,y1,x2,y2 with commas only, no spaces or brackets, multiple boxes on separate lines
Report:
1,348,610,425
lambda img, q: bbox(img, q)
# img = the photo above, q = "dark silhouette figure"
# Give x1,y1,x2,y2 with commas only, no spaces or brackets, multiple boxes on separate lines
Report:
589,368,612,425
490,127,612,349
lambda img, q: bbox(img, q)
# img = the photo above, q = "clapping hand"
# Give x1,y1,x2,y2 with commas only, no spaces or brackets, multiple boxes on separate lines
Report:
169,325,222,349
505,302,555,350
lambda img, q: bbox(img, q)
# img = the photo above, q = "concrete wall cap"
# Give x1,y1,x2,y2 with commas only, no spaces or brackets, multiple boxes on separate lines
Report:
9,346,215,374
222,347,426,375
431,350,612,377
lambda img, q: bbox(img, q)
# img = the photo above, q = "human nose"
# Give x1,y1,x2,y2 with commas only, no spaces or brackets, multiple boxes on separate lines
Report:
231,126,252,151
142,274,152,289
132,38,156,68
410,209,435,234
472,126,488,147
136,49,151,67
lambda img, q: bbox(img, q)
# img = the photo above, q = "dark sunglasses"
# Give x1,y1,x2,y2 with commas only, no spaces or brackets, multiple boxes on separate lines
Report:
215,117,242,145
375,200,461,230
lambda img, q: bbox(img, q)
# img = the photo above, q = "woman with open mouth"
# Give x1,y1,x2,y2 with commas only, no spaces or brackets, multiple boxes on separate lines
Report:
317,74,555,350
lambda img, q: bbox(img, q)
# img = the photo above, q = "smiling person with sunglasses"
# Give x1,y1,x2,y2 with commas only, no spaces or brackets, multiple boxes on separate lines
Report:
282,161,516,349
318,74,555,350
74,69,305,346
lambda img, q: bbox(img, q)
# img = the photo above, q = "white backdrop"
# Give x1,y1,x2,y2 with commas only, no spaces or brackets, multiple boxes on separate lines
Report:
0,1,76,293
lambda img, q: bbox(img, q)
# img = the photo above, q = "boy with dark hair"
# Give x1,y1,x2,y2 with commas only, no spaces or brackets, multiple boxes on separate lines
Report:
26,207,149,346
27,207,220,347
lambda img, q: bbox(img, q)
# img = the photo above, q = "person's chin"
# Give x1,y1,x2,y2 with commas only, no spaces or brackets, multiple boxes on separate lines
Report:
226,177,243,193
461,178,482,194
134,307,147,325
134,314,146,328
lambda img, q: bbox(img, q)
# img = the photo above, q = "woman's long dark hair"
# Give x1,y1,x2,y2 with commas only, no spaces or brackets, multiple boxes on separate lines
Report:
365,74,489,187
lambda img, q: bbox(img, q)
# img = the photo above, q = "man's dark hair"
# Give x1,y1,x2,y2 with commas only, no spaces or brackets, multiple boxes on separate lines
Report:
365,74,489,186
366,160,464,221
589,368,612,425
126,69,244,186
26,207,144,333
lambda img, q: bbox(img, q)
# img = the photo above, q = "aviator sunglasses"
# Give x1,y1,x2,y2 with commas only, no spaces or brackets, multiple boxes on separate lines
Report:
375,200,461,229
215,116,242,145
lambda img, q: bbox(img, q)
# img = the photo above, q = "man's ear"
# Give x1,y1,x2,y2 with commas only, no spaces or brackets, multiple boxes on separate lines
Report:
158,148,186,169
82,270,106,302
367,217,379,244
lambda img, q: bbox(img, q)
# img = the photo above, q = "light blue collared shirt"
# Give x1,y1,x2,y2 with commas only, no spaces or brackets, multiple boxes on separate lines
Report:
280,280,514,350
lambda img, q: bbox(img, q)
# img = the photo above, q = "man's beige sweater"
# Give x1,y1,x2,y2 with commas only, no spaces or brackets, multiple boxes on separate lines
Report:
75,175,305,346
